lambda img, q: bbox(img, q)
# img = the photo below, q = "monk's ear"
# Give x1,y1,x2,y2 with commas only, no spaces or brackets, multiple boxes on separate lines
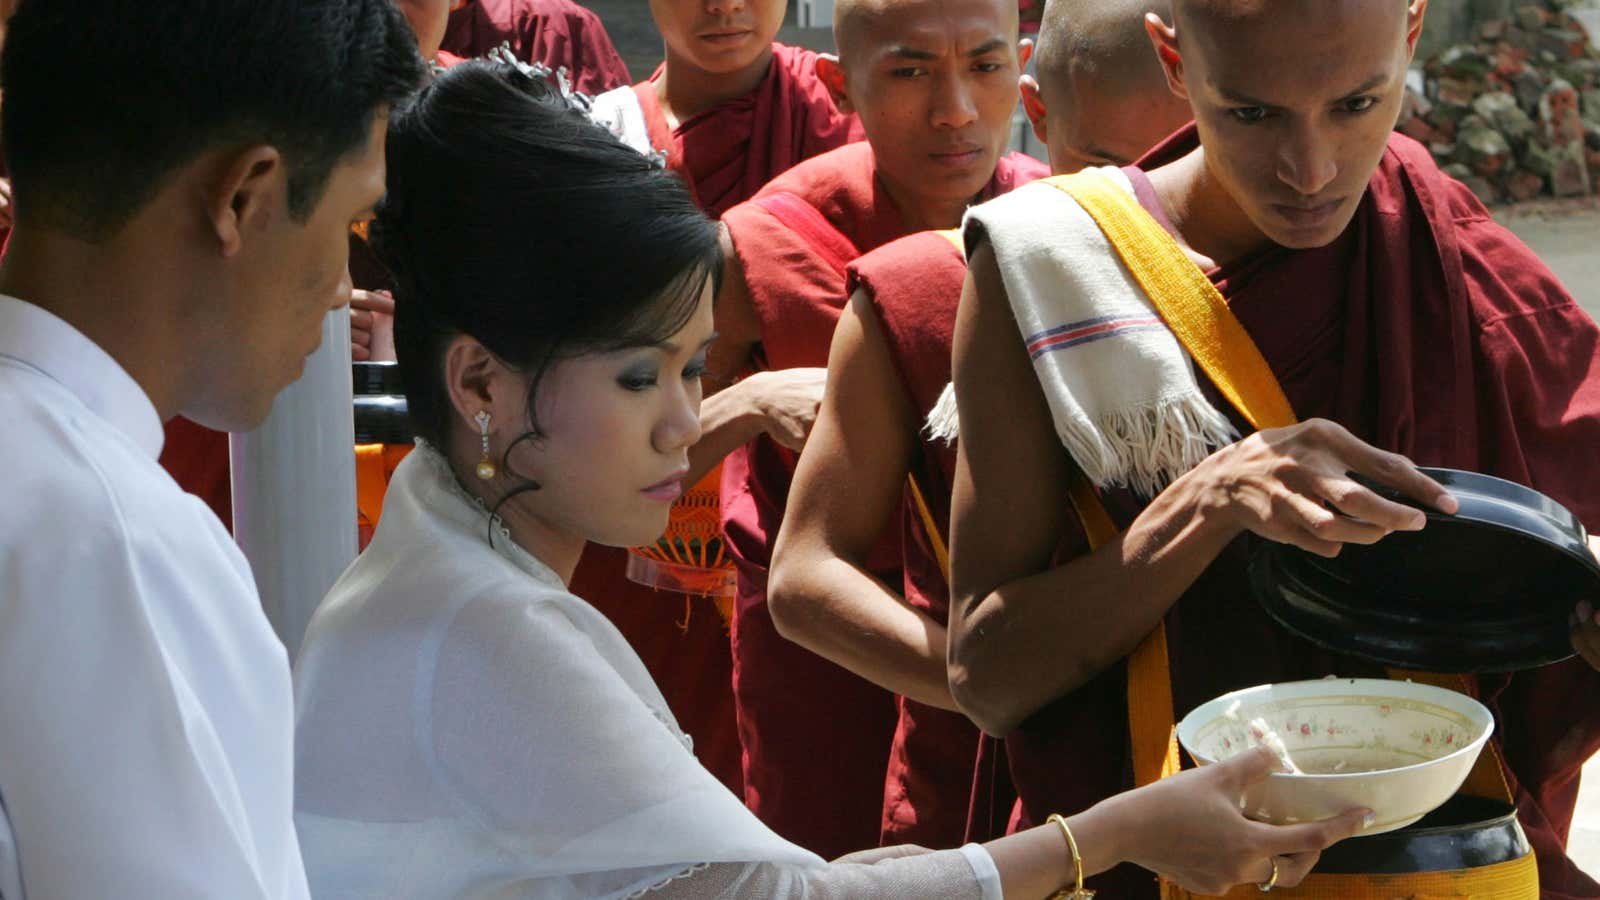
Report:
1019,75,1048,143
816,53,853,113
1017,38,1034,71
1403,0,1429,62
205,145,284,258
1144,11,1189,102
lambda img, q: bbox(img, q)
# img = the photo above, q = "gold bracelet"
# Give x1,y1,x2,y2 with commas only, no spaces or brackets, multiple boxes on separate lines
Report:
1046,813,1096,899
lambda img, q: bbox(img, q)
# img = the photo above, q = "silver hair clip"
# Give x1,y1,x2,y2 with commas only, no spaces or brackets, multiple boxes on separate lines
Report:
486,43,594,115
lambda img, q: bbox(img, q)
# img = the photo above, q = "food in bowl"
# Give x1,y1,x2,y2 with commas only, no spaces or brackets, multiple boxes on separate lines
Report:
1178,678,1494,835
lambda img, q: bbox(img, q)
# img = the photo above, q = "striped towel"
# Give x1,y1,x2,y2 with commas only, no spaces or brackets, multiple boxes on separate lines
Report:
931,167,1236,498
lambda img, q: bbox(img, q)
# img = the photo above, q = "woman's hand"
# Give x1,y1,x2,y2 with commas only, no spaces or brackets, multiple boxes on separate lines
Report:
1102,747,1370,894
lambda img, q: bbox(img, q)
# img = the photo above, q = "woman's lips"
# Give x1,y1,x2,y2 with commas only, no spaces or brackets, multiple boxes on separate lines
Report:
641,472,688,503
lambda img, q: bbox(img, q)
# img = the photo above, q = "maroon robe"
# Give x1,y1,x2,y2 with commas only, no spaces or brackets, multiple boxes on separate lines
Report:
847,230,984,849
440,0,629,97
720,143,1049,857
974,126,1600,898
630,43,864,218
159,418,232,526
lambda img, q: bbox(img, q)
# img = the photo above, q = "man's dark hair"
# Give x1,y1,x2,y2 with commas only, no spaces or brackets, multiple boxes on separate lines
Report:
0,0,426,241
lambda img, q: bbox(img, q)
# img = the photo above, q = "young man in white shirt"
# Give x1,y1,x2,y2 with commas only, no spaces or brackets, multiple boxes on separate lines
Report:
0,2,423,897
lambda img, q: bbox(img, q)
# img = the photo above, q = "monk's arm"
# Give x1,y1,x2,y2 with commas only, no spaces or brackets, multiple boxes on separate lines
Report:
769,290,957,711
683,223,827,485
946,241,1241,736
686,368,826,487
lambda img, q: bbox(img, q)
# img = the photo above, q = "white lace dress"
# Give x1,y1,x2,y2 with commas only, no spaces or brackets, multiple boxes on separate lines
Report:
292,445,1001,899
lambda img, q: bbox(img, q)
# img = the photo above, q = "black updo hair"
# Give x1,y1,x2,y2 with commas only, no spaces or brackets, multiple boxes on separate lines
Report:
372,59,721,475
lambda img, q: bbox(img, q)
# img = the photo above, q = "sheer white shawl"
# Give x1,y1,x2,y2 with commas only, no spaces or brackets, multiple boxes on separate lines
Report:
293,444,820,899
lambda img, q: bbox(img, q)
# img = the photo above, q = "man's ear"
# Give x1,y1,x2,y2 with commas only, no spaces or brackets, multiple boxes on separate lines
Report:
1017,37,1034,71
1144,11,1189,102
205,145,284,258
1404,0,1429,62
816,53,853,113
1019,74,1048,143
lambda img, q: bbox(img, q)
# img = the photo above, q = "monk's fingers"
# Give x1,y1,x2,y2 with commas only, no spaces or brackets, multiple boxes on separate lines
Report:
351,343,372,362
1572,620,1600,671
1311,476,1420,536
766,419,810,451
1265,490,1349,558
349,289,396,315
1322,427,1455,515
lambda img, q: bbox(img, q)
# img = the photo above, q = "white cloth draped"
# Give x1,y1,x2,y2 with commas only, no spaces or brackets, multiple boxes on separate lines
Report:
293,445,1002,899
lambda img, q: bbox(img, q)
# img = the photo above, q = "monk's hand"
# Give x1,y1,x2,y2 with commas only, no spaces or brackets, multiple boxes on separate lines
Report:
350,289,396,363
744,367,827,451
1191,418,1457,559
1106,747,1369,895
0,177,13,230
1574,538,1600,670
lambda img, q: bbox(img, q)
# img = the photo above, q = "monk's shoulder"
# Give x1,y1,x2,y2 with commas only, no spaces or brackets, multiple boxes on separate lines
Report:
850,230,967,303
727,142,877,241
770,42,825,87
995,151,1051,189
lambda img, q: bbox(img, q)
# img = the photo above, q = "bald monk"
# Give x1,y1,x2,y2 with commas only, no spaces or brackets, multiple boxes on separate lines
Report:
440,0,629,94
768,0,1190,851
949,1,1600,896
592,0,862,218
713,0,1046,858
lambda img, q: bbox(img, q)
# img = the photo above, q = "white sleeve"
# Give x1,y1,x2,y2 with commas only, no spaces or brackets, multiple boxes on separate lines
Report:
0,514,286,899
628,846,1001,899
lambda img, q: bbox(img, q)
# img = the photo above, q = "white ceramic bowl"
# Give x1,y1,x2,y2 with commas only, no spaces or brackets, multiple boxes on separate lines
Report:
1177,678,1493,835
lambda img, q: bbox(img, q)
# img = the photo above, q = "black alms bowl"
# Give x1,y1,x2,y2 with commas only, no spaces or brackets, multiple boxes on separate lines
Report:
1249,467,1599,672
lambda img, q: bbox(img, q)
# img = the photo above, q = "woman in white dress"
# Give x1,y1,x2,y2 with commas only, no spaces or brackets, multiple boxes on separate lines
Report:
291,60,1370,900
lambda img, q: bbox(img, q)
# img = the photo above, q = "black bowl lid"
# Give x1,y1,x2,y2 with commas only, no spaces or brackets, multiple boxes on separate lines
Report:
1249,467,1596,673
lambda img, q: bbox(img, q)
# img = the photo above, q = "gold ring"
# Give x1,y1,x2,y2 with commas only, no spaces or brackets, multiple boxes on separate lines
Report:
1257,858,1280,892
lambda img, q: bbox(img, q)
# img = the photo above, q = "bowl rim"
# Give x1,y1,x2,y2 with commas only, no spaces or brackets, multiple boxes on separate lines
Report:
1177,678,1495,781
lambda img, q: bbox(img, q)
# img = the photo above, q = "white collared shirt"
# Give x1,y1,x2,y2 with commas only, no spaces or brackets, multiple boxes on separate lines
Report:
0,296,309,899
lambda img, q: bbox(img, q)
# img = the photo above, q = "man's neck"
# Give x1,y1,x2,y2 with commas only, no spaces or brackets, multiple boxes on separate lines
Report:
876,167,990,234
654,44,774,130
0,228,185,420
1145,147,1273,269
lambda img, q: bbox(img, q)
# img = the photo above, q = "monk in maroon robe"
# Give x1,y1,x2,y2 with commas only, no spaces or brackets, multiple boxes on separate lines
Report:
591,0,862,218
712,0,1046,858
949,2,1600,896
440,0,628,95
767,0,1192,851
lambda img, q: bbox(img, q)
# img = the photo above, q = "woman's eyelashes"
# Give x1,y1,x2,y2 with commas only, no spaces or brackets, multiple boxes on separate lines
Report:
617,353,710,391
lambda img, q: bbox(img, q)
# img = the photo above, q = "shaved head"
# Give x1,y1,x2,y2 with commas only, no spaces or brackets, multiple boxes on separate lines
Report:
1169,0,1411,38
1035,0,1171,102
1144,0,1428,254
834,0,1019,66
819,0,1026,225
1025,0,1190,170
